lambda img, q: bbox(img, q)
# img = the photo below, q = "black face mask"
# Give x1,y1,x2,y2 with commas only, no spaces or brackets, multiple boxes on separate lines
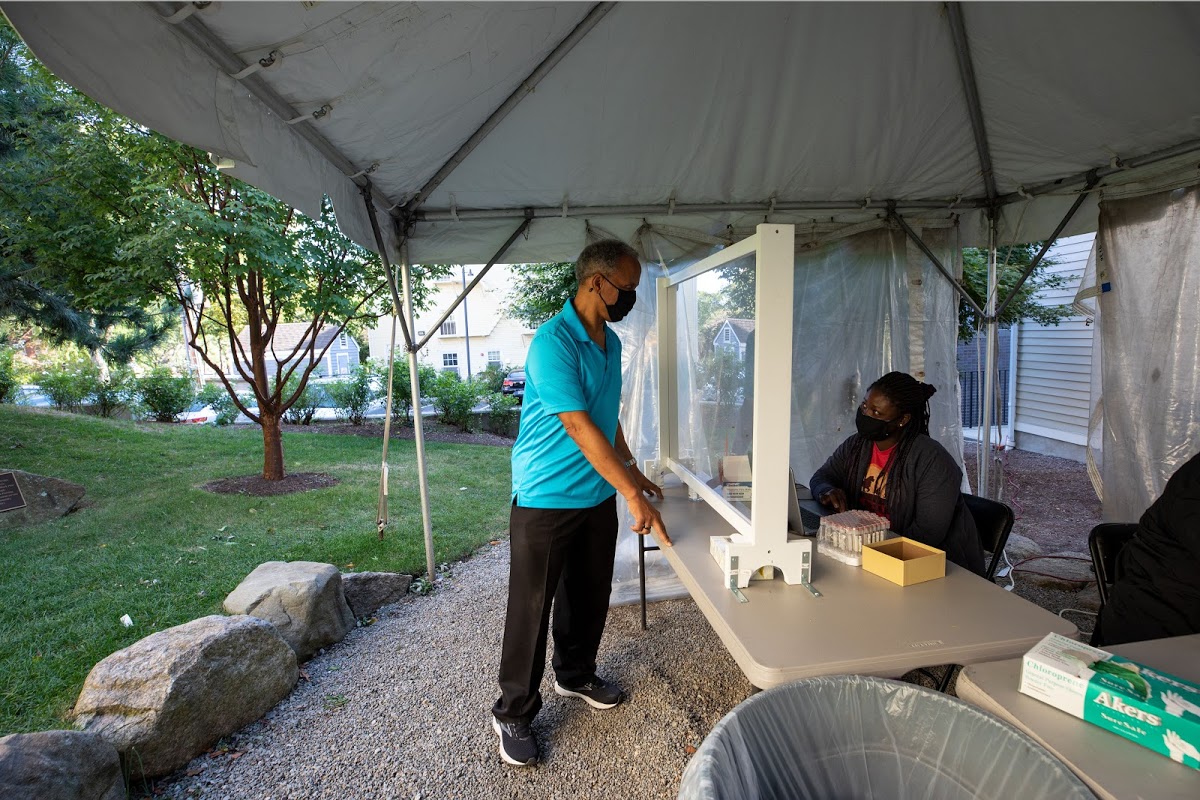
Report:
598,274,637,323
855,408,899,441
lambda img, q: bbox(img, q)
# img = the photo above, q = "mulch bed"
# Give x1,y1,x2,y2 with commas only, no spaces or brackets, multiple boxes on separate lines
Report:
202,472,340,497
280,419,516,447
200,421,513,497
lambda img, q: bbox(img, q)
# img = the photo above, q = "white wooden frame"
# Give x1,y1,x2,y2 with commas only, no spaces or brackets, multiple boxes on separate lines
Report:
657,224,811,587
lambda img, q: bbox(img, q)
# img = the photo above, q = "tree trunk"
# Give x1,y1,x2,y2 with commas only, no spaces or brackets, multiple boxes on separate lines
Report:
261,413,286,480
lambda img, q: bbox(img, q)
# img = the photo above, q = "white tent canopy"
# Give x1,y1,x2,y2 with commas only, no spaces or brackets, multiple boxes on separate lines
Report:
6,1,1200,264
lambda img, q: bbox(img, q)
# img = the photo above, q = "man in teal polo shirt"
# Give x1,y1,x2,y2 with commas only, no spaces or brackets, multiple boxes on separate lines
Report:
491,239,670,767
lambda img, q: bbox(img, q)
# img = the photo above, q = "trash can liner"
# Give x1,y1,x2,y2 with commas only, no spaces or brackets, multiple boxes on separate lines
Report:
679,675,1095,800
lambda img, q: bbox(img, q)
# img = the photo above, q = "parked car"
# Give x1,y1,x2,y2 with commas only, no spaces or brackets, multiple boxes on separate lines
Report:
178,402,218,424
501,369,525,403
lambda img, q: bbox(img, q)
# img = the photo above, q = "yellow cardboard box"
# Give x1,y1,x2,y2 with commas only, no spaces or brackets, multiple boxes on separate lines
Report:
861,537,946,586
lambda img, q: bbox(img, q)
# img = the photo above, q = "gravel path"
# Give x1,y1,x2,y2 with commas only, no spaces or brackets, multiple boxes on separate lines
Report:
158,541,751,800
155,442,1104,798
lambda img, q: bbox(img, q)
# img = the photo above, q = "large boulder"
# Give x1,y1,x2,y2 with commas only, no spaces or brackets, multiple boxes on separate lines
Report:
223,561,355,661
0,730,124,800
342,571,412,617
74,614,297,780
0,470,86,530
1019,551,1096,590
1004,532,1043,563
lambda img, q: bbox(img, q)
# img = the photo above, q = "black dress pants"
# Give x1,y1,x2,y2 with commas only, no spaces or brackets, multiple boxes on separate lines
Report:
492,496,618,724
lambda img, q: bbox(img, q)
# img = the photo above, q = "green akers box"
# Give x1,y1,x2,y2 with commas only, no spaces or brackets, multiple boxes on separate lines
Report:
1019,632,1200,770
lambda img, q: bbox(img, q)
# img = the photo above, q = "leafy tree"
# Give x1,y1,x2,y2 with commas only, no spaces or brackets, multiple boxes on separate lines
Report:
959,244,1070,341
508,262,576,327
1,20,448,478
0,21,174,369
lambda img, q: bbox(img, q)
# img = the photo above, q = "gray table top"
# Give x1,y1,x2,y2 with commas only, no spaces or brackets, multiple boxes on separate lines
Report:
655,484,1077,689
958,633,1200,800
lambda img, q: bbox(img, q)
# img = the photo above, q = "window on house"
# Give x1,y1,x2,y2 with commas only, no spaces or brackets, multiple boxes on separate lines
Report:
339,332,347,347
440,320,456,336
723,327,733,343
443,353,458,368
487,350,502,367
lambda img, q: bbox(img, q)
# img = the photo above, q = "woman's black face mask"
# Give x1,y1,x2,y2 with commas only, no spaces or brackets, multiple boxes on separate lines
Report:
855,408,899,441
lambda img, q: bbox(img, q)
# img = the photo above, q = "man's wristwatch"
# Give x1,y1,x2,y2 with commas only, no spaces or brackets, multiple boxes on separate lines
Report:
622,457,637,469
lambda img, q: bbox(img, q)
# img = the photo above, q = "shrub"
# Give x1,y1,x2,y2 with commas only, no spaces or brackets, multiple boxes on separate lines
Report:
280,376,324,425
197,382,243,426
38,361,99,412
325,364,377,425
485,391,520,437
0,348,14,404
476,363,509,395
91,368,132,418
428,372,482,431
375,358,437,425
136,368,195,422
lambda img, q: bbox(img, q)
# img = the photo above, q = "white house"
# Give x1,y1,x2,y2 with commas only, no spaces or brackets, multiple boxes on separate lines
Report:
367,264,536,378
1010,232,1097,461
713,318,754,361
235,322,361,382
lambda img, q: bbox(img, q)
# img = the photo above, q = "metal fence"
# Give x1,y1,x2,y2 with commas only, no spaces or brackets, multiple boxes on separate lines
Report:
959,369,1009,428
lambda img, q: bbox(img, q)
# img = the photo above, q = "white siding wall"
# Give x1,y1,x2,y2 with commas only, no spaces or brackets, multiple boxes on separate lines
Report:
1013,232,1095,458
366,265,536,378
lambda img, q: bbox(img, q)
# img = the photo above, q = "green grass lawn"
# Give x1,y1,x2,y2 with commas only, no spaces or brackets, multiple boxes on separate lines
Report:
0,405,512,735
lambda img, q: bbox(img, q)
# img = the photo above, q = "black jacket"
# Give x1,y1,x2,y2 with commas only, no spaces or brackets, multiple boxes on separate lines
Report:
1095,450,1200,646
810,433,985,575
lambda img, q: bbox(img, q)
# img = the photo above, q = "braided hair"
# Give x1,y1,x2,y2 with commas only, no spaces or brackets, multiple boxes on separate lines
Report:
845,371,938,514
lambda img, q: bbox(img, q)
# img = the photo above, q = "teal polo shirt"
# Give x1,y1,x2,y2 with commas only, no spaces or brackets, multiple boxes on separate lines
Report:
511,300,623,509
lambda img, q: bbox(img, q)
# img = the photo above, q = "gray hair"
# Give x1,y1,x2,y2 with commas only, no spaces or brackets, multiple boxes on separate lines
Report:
574,239,639,284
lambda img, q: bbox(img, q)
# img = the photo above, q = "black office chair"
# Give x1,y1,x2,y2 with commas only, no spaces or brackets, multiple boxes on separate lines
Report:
963,494,1016,582
929,494,1016,693
1088,522,1138,608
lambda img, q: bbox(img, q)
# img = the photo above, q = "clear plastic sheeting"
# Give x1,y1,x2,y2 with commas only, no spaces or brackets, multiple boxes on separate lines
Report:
610,254,689,606
610,225,967,605
789,226,966,489
1095,184,1200,521
678,675,1095,800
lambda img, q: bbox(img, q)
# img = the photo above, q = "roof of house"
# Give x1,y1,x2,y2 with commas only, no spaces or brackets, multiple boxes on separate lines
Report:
718,318,755,343
236,323,354,362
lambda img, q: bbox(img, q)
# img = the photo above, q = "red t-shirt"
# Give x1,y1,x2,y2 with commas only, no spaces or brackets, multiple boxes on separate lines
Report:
859,443,895,523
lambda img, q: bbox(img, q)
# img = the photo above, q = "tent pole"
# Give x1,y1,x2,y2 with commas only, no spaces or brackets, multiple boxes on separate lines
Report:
419,198,983,223
398,240,438,582
412,218,532,352
360,187,410,536
980,213,999,498
947,2,998,203
993,173,1099,321
890,211,986,321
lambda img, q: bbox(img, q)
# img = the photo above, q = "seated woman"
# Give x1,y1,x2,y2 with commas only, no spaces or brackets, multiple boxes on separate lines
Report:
810,371,985,574
1092,449,1200,647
